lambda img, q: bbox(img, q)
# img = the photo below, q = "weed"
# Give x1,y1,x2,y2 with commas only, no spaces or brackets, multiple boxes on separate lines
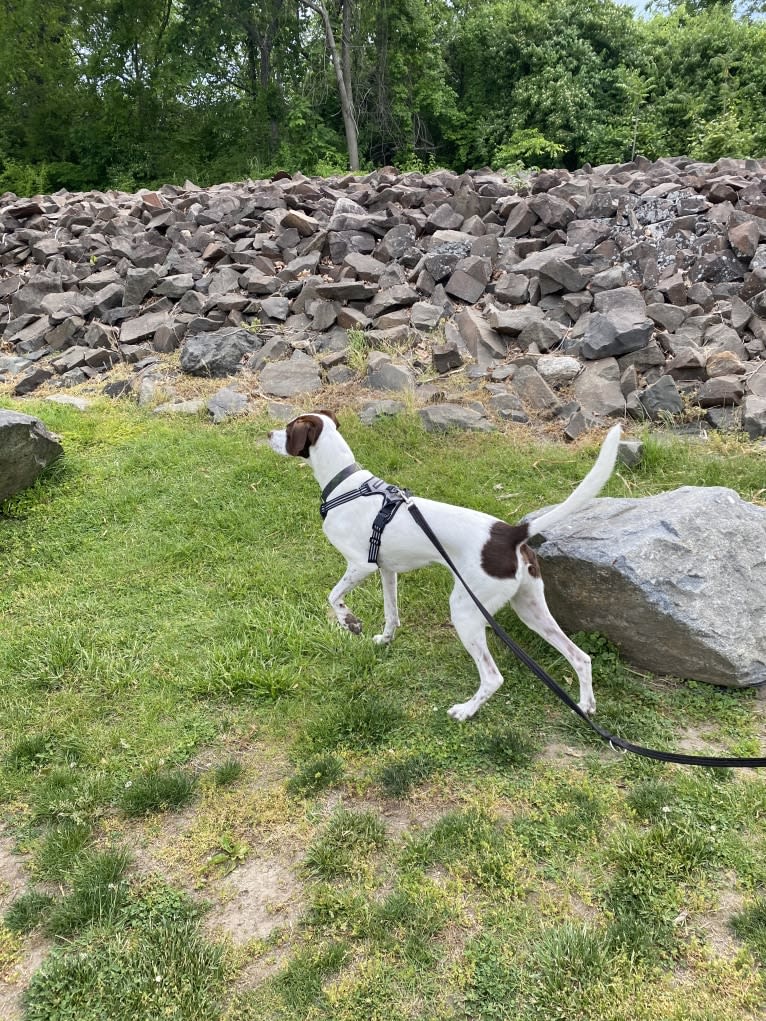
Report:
33,822,92,880
211,758,244,787
731,896,766,963
4,889,56,934
302,689,404,752
44,848,131,937
377,752,435,798
304,808,387,880
274,941,349,1012
287,753,344,796
119,769,197,816
24,915,230,1021
478,725,536,769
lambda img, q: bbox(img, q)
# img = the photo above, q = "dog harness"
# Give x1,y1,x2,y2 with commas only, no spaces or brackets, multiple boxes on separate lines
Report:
319,462,411,564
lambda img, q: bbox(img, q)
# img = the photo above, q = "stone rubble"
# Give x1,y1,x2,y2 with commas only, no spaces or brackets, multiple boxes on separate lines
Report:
1,155,766,437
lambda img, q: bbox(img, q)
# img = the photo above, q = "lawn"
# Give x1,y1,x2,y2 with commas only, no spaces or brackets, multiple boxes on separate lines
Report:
1,399,765,1021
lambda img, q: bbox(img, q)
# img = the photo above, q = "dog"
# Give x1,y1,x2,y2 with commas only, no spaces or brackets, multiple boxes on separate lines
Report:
268,411,621,722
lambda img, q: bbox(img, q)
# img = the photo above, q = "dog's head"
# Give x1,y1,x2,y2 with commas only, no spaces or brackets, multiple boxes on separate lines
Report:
268,410,340,458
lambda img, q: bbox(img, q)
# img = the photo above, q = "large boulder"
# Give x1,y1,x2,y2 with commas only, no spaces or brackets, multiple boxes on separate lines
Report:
0,410,63,501
529,487,766,687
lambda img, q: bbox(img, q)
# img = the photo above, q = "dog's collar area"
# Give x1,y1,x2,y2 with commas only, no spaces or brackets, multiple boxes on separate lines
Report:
320,475,412,564
320,462,364,502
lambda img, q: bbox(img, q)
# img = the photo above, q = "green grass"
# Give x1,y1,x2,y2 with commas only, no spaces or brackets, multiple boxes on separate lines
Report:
2,400,766,1020
118,767,198,816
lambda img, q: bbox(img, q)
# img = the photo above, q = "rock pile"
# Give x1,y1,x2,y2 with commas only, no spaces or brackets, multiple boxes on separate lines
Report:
2,155,766,436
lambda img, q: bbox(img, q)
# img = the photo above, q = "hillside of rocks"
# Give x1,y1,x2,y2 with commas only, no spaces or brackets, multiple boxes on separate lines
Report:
1,155,766,438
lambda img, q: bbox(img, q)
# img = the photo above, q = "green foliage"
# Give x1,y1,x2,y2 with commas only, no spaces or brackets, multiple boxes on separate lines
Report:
1,0,765,191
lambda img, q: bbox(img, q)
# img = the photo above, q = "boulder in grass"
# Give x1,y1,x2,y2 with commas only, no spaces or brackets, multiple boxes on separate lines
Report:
529,487,766,687
0,410,63,501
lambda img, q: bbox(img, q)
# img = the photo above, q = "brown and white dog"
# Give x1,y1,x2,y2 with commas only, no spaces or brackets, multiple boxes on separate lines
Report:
268,412,621,722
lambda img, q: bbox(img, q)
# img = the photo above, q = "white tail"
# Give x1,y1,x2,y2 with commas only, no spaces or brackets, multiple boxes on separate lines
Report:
527,425,621,537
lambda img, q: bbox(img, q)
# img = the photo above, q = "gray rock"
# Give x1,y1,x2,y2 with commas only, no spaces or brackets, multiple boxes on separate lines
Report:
367,353,414,392
432,341,464,374
180,326,258,376
455,310,506,369
411,302,445,331
511,365,562,415
639,374,684,419
44,395,91,411
581,311,654,360
486,305,545,335
359,400,406,424
120,310,170,345
207,387,249,423
418,403,494,432
742,395,766,438
574,359,625,418
695,375,744,407
537,355,581,387
152,399,205,416
0,410,63,501
13,367,54,395
530,487,766,687
260,351,322,397
617,439,644,467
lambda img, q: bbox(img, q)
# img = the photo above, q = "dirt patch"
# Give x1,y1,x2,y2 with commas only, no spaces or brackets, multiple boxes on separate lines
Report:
204,855,304,945
0,833,28,914
695,882,747,959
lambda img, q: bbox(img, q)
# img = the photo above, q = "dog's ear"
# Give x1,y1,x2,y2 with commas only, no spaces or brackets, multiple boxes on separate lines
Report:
286,415,323,457
316,408,340,430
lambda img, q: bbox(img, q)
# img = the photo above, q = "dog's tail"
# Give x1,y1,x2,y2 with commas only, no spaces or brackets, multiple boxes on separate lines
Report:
526,424,621,537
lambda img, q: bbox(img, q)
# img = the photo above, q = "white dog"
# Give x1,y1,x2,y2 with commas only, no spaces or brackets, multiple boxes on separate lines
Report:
269,412,621,722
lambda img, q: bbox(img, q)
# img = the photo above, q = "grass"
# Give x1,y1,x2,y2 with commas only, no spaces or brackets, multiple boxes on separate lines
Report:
1,399,766,1019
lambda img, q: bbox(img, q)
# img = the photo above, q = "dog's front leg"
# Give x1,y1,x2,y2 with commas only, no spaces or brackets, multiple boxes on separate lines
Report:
329,562,376,634
373,568,400,645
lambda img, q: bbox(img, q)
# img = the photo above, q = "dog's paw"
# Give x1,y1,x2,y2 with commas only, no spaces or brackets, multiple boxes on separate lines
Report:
578,696,597,717
343,612,362,635
448,701,476,723
372,633,392,645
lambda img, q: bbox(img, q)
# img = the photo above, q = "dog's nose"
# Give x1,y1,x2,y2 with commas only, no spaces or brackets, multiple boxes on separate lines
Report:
268,431,273,439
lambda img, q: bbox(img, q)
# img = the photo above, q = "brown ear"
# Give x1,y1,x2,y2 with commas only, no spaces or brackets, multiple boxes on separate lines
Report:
286,415,323,457
316,408,340,430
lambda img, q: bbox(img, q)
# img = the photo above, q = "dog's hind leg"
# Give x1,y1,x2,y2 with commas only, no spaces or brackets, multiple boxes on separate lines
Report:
373,568,400,645
329,562,377,634
510,576,596,716
447,586,505,722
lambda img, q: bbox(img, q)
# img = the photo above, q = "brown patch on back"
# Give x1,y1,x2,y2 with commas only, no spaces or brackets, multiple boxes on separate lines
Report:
481,521,530,579
285,414,324,457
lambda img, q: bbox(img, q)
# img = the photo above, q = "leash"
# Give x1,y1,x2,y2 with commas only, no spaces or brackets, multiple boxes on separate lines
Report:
405,500,766,769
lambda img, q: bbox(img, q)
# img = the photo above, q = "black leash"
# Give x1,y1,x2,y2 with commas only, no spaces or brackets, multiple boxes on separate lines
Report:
406,501,766,769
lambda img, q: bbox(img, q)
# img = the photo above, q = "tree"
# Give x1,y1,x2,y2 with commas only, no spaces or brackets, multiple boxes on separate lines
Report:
301,0,359,169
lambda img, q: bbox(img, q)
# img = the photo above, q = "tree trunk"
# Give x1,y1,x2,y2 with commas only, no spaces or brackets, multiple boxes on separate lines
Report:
303,0,358,170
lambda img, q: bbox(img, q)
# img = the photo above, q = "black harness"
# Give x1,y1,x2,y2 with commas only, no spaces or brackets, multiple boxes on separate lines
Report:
319,462,411,564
